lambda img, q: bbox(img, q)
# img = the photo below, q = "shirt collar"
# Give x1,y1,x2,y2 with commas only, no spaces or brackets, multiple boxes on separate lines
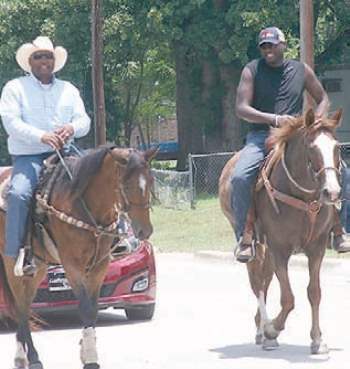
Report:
29,72,56,88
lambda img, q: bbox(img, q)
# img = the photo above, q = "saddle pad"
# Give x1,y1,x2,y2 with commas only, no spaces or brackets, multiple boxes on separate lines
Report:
0,166,12,211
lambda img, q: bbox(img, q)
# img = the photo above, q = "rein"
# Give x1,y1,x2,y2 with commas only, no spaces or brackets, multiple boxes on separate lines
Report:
261,147,325,245
36,147,153,271
281,151,316,194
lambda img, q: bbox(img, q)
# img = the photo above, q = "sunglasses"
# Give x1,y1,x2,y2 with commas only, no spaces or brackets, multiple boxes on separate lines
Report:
32,52,54,60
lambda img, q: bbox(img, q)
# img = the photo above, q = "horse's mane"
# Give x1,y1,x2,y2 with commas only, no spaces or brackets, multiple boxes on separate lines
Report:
268,114,339,149
55,145,113,198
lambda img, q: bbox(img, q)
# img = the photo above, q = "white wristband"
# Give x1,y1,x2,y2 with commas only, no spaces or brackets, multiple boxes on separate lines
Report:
274,115,279,128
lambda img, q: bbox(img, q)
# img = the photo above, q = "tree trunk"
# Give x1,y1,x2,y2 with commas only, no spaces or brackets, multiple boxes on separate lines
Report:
201,60,223,152
175,42,204,170
219,64,242,151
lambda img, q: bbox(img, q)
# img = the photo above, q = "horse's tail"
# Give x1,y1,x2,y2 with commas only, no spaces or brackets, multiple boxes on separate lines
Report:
0,254,17,322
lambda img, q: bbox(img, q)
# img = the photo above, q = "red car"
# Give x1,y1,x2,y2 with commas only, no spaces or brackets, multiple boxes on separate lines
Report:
0,240,156,321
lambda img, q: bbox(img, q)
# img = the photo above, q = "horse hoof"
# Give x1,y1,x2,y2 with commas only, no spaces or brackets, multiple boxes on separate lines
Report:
83,364,100,369
255,333,264,345
262,338,279,351
311,341,329,355
14,358,28,369
29,362,44,369
263,322,280,340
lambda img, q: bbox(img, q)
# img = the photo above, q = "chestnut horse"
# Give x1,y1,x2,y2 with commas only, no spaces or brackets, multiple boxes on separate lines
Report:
0,146,156,369
219,109,342,354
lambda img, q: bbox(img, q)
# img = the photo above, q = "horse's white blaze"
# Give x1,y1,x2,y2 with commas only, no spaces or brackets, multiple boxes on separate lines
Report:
80,327,98,364
258,290,269,330
139,174,147,197
314,133,340,194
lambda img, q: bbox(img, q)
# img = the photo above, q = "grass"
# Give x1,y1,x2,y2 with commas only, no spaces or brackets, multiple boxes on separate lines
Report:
149,196,234,252
149,196,350,259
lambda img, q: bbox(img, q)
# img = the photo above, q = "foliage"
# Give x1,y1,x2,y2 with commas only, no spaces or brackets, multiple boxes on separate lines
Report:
0,0,175,161
0,0,349,163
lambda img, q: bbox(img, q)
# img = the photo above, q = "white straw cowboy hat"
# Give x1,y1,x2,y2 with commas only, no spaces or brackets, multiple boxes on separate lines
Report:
16,36,67,73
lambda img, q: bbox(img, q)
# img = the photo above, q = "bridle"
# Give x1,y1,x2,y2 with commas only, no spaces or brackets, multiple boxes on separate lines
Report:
261,130,342,244
282,129,342,196
116,181,152,213
35,147,154,271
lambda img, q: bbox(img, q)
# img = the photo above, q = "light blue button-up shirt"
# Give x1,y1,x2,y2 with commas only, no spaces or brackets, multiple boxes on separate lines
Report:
0,73,91,155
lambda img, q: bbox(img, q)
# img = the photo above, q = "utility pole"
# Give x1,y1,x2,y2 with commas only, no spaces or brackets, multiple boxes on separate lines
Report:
91,0,106,146
300,0,314,108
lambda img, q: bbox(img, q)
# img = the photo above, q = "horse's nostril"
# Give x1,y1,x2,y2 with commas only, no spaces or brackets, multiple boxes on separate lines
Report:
323,188,340,202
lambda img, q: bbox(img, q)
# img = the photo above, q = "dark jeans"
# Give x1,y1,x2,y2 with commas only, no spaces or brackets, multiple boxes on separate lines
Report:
230,130,269,241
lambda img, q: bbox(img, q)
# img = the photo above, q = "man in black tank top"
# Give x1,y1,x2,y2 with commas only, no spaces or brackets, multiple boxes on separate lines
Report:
231,27,350,263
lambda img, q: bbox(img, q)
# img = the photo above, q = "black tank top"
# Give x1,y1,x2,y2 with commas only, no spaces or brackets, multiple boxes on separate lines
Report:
246,58,305,131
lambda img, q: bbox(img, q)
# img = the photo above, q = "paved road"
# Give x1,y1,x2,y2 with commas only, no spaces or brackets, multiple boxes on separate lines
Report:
1,253,350,369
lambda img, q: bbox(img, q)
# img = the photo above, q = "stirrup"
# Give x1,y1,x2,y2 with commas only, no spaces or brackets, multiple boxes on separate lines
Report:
234,240,256,263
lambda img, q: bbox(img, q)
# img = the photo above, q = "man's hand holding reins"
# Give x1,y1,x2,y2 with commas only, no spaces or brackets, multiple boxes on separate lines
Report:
41,132,65,150
274,114,295,128
54,124,74,143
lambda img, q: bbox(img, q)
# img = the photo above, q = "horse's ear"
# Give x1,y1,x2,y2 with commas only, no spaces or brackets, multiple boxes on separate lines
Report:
305,108,315,127
144,146,158,162
110,148,129,167
331,108,343,127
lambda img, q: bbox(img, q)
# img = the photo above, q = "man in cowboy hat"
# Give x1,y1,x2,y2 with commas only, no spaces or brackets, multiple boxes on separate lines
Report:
0,36,90,276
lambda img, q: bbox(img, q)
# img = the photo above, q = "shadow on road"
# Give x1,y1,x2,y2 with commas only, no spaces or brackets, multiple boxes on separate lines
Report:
211,343,343,363
0,309,148,334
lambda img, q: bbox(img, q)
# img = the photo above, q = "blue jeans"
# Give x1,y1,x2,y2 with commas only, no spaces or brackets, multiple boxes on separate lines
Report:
230,130,269,241
5,153,51,258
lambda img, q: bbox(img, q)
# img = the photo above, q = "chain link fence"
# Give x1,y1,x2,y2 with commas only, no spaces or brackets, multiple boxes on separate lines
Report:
152,169,192,209
152,143,350,209
188,152,234,205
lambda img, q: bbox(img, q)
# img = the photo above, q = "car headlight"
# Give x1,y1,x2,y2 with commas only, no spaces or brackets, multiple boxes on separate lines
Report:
132,275,149,292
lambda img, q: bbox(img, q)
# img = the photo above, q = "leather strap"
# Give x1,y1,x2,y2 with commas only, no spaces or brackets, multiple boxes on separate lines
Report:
261,166,321,244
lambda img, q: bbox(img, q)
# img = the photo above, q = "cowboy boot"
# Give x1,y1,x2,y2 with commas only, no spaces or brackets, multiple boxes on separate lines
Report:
332,212,350,253
235,206,256,263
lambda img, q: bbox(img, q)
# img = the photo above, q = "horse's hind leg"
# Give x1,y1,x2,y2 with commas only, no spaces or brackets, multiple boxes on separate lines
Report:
307,248,328,355
16,317,43,369
1,256,45,369
247,244,274,345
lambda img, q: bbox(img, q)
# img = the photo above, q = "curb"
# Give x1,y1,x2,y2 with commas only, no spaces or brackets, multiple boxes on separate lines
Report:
195,250,347,270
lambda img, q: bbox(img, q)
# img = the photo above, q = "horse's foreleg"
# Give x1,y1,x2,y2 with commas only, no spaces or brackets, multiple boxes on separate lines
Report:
307,252,328,355
14,338,28,369
75,284,100,369
70,259,109,369
265,256,294,340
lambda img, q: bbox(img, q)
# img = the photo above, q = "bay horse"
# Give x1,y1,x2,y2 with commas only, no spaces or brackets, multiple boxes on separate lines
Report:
219,109,342,354
0,145,156,369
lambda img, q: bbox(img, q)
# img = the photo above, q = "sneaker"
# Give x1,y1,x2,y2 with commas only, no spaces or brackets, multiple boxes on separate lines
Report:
333,234,350,253
13,249,37,277
235,239,255,263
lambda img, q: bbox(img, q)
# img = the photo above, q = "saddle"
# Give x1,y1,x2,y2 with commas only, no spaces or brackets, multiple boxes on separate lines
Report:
0,154,75,265
0,152,128,269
